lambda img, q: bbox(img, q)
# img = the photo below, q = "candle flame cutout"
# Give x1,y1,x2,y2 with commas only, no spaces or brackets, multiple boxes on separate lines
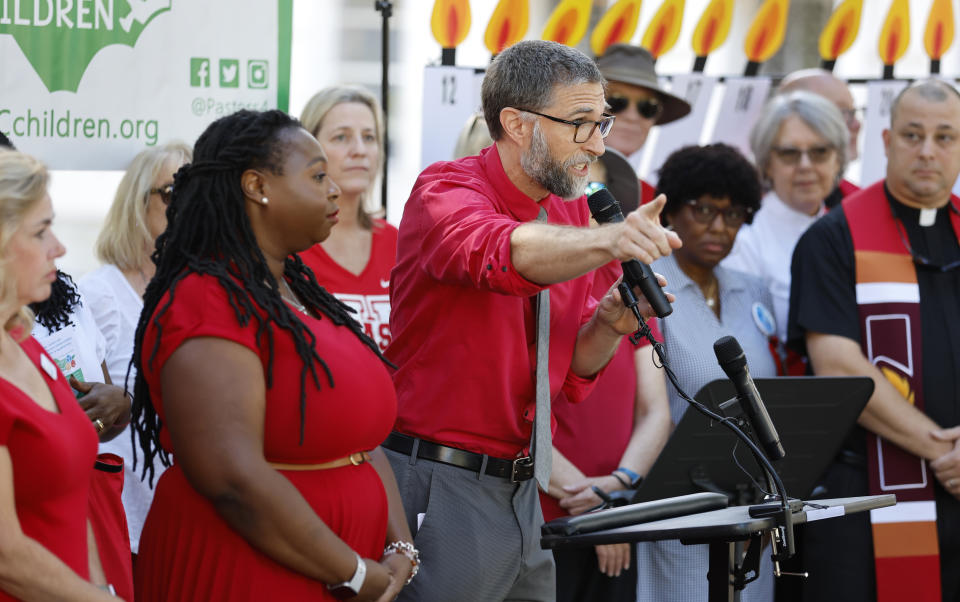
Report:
641,0,685,59
542,0,591,47
924,0,954,61
691,0,733,57
431,0,472,49
878,0,909,66
484,0,529,54
818,0,861,62
744,0,789,63
590,0,643,57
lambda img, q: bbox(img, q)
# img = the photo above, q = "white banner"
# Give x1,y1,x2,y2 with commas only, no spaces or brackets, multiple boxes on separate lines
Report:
0,0,292,169
860,79,908,189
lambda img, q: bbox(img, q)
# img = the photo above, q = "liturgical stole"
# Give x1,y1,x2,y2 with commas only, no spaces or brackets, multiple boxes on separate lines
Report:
846,181,960,602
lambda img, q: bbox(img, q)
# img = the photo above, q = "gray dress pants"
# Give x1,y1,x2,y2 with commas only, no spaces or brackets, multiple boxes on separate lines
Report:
385,448,556,602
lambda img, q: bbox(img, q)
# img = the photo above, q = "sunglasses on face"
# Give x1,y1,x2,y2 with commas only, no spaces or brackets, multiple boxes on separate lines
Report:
606,95,663,120
684,199,753,228
771,145,835,166
150,183,174,206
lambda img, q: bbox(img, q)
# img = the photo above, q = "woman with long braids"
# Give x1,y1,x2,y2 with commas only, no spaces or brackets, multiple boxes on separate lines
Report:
131,109,416,601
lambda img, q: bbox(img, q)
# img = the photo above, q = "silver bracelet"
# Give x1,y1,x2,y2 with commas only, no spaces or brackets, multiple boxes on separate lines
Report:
383,540,420,584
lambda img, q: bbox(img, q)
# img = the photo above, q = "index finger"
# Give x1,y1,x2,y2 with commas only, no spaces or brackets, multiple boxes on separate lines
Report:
635,193,667,223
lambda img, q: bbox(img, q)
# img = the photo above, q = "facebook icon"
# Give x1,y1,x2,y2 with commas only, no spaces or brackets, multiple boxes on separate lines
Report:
190,58,211,87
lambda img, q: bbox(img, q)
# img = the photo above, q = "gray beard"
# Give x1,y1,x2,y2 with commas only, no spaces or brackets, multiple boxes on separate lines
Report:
521,123,592,200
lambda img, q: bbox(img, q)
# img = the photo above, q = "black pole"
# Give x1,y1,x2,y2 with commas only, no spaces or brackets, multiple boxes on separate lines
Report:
693,55,707,72
931,59,941,74
820,58,836,72
375,1,393,214
743,61,760,76
883,64,895,80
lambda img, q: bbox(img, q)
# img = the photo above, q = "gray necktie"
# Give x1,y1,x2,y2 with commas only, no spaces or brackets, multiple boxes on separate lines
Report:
532,207,551,490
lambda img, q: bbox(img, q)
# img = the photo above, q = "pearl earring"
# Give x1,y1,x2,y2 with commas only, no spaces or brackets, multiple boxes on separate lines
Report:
261,197,269,205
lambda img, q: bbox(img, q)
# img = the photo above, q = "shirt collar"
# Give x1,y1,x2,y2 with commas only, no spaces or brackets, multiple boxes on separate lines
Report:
660,254,746,295
765,191,826,221
480,143,564,222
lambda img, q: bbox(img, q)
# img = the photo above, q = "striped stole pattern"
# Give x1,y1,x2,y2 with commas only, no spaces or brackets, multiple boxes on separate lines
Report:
845,182,941,602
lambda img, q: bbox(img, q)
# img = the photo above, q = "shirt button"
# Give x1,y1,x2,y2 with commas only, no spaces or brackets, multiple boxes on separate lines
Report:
502,266,507,272
487,264,493,270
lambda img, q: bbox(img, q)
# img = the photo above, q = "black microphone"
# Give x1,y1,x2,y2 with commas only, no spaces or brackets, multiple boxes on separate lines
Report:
714,336,785,461
586,188,672,318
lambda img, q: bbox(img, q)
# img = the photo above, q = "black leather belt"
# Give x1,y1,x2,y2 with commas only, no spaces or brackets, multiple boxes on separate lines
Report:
383,432,534,482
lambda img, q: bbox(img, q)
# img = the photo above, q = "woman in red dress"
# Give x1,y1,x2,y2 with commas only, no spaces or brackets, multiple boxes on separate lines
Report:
130,110,416,601
0,151,116,600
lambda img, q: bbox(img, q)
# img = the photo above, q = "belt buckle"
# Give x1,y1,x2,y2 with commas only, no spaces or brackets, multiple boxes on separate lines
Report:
510,456,534,482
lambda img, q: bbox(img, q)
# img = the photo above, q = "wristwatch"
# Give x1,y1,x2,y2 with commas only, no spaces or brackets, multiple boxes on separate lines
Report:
327,552,366,599
614,466,643,488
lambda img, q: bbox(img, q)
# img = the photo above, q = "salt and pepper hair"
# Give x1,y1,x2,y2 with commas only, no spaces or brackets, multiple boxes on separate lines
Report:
890,78,960,124
481,40,605,141
95,142,192,272
300,85,385,229
0,151,48,335
750,90,848,182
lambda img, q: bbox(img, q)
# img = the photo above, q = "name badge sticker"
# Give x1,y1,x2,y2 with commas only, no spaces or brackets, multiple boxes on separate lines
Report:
751,302,776,338
40,353,59,380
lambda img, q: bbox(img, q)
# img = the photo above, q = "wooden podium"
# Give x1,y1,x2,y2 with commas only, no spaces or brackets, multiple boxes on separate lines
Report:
541,495,895,602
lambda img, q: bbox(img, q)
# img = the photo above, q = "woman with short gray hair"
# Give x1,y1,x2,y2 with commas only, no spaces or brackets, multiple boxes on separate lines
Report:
723,91,847,347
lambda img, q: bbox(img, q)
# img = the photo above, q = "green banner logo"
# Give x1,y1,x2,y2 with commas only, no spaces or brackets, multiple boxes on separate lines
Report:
0,0,172,92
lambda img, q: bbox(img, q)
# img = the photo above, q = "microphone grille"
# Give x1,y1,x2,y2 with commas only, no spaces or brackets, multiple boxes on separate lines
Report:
713,335,746,368
586,188,622,224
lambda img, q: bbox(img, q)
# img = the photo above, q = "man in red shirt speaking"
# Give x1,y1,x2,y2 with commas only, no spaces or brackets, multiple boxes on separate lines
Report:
382,40,680,601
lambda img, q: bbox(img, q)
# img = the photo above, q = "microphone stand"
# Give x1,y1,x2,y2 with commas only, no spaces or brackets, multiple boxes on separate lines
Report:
618,283,801,578
374,0,392,215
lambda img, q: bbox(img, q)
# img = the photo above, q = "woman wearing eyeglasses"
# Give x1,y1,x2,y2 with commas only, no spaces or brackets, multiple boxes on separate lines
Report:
639,143,776,602
723,91,848,348
79,142,192,560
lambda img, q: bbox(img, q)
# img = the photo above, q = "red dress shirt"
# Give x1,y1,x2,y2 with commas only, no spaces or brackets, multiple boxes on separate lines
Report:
387,144,601,459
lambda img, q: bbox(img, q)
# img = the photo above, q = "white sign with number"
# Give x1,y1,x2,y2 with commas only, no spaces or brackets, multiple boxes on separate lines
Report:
643,74,718,186
860,80,908,189
709,77,772,162
420,65,484,170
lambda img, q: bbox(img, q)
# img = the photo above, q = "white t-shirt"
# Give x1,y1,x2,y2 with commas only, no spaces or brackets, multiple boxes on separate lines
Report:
32,293,107,386
80,263,164,553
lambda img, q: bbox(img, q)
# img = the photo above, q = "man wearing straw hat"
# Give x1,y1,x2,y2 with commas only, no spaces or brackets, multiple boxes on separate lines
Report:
383,39,680,601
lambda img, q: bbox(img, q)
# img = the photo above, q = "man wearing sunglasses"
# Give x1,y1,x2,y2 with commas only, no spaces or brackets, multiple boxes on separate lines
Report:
788,79,960,602
383,40,680,602
594,44,691,206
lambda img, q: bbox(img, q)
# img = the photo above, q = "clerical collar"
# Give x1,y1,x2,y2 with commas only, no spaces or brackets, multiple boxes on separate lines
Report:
883,182,959,228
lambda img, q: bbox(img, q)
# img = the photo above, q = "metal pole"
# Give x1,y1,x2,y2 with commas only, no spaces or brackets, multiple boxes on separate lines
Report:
375,1,393,215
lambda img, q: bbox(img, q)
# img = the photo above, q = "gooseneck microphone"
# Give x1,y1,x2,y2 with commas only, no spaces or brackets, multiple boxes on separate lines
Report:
714,336,785,461
586,188,672,318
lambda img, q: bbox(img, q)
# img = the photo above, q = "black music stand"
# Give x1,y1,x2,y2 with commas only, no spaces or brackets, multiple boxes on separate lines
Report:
541,495,895,602
542,376,875,600
634,376,874,504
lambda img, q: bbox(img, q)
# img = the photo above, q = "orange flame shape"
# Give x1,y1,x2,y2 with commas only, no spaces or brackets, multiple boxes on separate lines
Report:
878,0,910,65
818,0,861,61
590,0,643,57
744,0,789,63
542,0,591,47
924,0,955,60
691,0,733,57
431,0,472,49
484,0,529,54
641,0,686,59
880,366,915,405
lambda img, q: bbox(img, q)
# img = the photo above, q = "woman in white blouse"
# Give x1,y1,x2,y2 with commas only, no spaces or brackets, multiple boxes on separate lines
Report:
80,142,191,556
